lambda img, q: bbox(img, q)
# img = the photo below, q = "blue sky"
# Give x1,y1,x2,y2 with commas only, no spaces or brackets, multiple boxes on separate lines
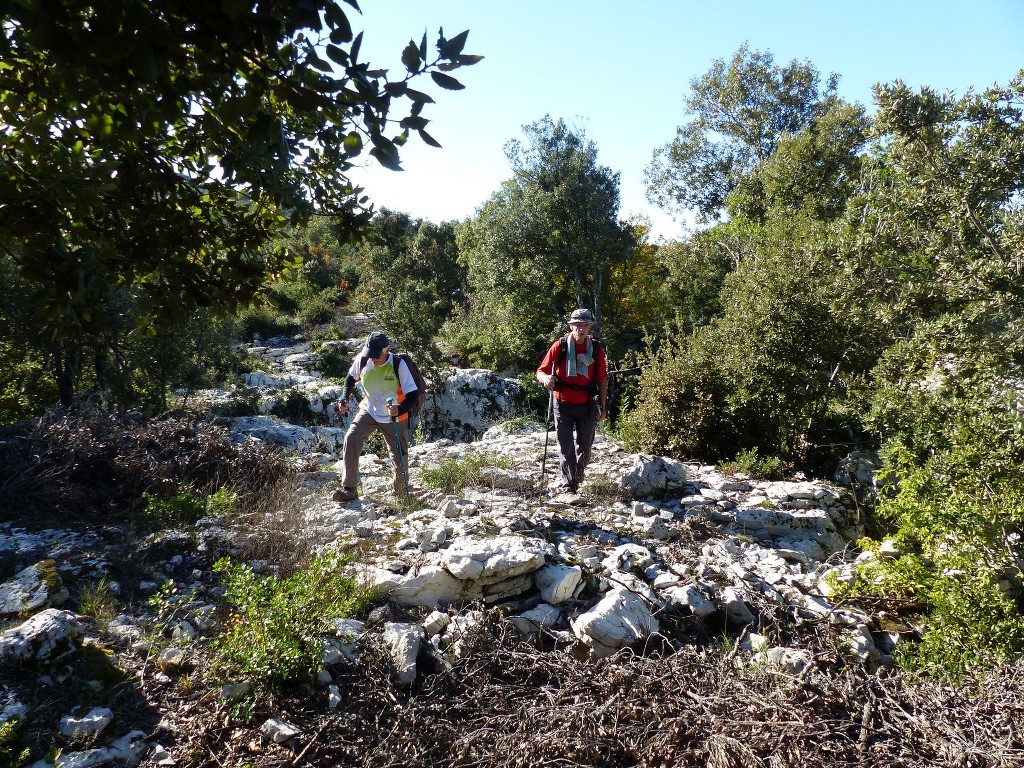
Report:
347,1,1024,241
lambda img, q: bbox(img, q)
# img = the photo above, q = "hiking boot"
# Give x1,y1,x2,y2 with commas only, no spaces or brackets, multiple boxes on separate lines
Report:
333,487,358,502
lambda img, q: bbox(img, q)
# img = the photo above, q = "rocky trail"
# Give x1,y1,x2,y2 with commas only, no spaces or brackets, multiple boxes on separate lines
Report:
1,333,1022,767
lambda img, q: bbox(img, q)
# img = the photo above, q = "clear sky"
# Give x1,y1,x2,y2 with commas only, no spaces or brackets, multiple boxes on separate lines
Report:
346,0,1023,241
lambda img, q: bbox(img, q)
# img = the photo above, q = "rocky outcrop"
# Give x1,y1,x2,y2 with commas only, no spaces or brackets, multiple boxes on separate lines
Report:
0,338,896,764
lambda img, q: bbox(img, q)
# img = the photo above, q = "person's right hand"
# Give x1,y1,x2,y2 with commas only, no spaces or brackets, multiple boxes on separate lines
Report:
337,399,349,415
544,373,557,390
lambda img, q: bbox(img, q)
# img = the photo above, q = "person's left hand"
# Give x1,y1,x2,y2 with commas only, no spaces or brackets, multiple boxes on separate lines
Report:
386,402,399,418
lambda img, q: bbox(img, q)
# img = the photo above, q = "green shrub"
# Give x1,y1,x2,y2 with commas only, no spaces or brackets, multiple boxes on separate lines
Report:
211,550,373,690
844,318,1024,678
142,487,237,528
0,719,29,768
312,345,350,380
420,452,512,494
298,287,344,327
719,447,787,480
270,390,313,424
237,304,298,341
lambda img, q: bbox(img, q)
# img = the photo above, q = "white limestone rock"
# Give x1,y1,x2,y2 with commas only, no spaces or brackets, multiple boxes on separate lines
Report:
509,603,562,636
1,609,82,664
60,707,114,738
260,717,300,743
570,587,659,658
382,622,424,685
534,564,583,605
440,536,549,584
621,455,689,497
0,561,69,616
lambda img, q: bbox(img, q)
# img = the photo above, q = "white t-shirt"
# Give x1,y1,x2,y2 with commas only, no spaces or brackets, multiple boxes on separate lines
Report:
348,352,418,423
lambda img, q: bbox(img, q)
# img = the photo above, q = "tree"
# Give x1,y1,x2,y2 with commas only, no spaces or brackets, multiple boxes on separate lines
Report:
359,210,465,373
852,75,1024,327
0,0,480,405
645,43,839,221
451,116,633,369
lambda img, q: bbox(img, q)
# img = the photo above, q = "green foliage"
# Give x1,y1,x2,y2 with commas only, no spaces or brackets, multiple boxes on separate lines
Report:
312,345,351,381
450,116,634,370
719,447,786,481
356,212,465,381
211,550,373,690
143,487,236,529
646,43,840,220
236,303,300,342
516,372,549,420
78,578,118,629
0,719,29,768
842,315,1024,678
0,1,479,406
269,390,314,424
419,452,513,494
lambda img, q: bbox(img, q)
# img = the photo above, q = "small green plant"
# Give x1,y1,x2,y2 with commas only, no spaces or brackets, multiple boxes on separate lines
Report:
719,447,786,480
270,390,314,424
211,549,373,691
142,487,237,529
581,475,628,504
419,452,513,494
0,719,30,768
78,577,118,629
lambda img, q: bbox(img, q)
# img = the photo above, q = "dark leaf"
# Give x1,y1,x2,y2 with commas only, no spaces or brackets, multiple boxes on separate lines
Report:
401,40,420,72
431,72,464,91
343,132,363,156
438,29,469,60
326,44,350,67
405,88,435,104
369,144,403,171
418,128,442,148
419,31,427,64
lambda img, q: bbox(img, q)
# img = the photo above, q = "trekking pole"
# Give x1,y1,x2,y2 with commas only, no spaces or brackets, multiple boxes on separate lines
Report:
540,368,555,492
386,397,408,498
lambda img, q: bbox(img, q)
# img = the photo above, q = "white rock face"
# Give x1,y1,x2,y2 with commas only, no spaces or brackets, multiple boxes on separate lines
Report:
382,622,424,685
509,603,562,636
534,563,583,604
0,561,69,616
571,587,660,658
423,368,523,441
440,536,549,584
60,707,114,738
621,455,689,497
0,608,82,663
383,565,479,609
260,717,301,743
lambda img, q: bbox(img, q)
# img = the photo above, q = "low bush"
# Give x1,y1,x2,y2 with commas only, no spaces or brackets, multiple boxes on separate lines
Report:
211,549,373,691
420,452,513,494
0,409,286,524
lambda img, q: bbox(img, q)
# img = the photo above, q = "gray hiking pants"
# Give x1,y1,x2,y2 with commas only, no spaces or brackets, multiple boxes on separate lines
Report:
342,408,410,496
553,399,597,492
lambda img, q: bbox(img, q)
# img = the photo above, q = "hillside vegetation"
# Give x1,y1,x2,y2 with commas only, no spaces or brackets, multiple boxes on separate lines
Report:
1,0,1023,732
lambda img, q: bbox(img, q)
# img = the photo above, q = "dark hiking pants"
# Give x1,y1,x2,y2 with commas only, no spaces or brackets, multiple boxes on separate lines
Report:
553,399,597,492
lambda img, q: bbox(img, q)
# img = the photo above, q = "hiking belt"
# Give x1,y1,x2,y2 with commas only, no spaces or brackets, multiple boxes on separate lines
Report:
555,381,595,392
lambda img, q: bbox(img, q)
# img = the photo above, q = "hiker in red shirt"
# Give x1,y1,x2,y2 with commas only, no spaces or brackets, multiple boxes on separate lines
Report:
536,309,608,494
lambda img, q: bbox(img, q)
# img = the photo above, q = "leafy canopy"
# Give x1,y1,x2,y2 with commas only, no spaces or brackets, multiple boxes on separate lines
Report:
0,0,481,333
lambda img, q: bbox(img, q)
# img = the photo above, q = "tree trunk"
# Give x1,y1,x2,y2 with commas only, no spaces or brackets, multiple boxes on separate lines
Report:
54,340,78,408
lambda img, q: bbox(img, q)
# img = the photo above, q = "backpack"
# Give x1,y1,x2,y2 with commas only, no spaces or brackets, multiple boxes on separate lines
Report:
358,351,427,415
556,334,602,395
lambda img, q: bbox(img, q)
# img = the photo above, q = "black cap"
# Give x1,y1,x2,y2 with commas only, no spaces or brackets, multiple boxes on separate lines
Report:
366,332,390,357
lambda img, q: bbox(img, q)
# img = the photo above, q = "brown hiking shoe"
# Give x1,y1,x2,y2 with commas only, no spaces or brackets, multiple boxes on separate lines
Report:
332,487,358,502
